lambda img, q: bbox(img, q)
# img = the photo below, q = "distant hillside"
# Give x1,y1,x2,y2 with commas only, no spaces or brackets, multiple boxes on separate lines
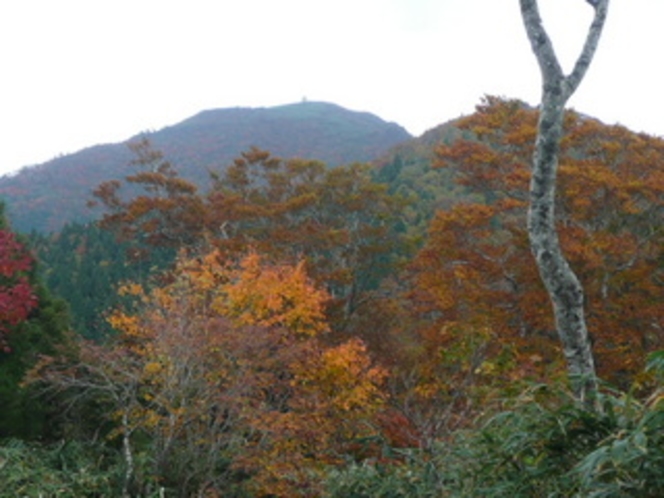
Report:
372,118,473,235
0,101,411,233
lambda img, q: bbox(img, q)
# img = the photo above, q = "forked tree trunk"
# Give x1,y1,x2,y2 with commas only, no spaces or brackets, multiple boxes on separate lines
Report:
519,0,610,403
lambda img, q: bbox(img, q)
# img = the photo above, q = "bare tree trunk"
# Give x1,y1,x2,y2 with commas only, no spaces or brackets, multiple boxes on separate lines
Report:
121,410,135,498
519,0,610,403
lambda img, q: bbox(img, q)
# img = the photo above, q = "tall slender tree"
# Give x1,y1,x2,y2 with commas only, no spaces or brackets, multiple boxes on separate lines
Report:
519,0,609,402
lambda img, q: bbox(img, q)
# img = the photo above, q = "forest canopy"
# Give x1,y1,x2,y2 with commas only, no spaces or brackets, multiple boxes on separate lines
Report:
4,92,663,496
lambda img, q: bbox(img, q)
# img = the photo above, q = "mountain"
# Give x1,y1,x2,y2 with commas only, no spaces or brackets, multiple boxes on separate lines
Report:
0,101,411,233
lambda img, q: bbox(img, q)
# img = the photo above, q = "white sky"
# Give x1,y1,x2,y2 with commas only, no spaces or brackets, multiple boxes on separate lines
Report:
0,0,661,176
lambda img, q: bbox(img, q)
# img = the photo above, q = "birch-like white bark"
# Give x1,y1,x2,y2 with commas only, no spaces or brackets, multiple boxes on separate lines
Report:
519,0,609,403
121,410,135,498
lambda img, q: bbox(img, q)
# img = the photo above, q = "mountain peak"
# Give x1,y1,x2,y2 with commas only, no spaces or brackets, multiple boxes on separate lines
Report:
0,102,411,233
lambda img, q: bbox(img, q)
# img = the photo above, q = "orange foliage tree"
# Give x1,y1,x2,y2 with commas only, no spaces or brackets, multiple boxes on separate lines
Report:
91,143,411,349
409,96,663,396
89,138,206,251
32,248,387,496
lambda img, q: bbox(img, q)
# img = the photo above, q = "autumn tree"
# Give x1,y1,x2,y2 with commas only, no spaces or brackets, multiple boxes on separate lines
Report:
207,148,411,332
148,250,386,495
395,96,664,446
0,227,38,353
519,0,610,401
90,137,206,252
30,248,387,496
92,142,411,346
408,95,663,422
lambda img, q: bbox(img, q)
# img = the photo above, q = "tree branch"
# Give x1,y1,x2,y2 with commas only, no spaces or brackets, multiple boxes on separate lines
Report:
519,0,564,82
566,0,610,96
520,0,610,100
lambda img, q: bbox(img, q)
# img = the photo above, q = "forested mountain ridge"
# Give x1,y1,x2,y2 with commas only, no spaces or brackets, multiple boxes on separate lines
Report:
0,101,411,233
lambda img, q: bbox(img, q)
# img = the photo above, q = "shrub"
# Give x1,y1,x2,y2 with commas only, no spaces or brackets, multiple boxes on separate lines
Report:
0,438,120,497
326,371,664,498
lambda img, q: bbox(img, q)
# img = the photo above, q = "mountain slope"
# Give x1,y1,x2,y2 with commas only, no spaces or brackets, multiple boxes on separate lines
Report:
0,101,411,233
372,117,473,236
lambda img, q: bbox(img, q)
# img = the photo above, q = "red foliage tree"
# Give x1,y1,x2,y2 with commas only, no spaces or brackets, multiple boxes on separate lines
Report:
0,229,38,352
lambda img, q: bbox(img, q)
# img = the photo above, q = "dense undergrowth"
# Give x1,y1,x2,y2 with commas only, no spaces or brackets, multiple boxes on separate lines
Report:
4,370,664,497
326,369,664,497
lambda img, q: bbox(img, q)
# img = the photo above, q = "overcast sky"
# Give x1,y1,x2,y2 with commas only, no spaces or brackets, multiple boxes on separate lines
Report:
0,0,661,176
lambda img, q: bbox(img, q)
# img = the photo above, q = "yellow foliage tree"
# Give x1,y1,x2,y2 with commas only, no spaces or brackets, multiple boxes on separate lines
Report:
49,248,387,496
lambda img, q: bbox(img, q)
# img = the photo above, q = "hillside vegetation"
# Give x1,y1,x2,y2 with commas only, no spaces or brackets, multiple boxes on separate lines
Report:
0,97,662,496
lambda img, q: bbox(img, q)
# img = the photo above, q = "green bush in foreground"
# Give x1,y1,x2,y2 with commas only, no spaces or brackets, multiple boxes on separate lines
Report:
0,439,120,497
326,358,664,498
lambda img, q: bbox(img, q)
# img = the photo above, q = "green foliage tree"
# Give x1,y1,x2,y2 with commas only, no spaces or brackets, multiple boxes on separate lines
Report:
30,221,173,341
